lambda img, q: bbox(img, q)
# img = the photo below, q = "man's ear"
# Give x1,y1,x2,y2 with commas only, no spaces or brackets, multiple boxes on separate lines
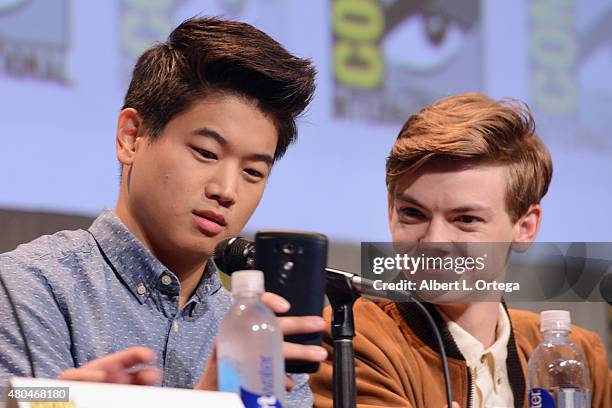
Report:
511,204,542,252
116,108,145,166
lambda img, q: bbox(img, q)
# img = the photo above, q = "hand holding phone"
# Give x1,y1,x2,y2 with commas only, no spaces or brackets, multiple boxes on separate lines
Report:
254,230,328,373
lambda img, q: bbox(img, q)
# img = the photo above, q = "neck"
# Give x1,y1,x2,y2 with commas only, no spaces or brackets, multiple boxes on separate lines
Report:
114,200,208,309
437,301,501,348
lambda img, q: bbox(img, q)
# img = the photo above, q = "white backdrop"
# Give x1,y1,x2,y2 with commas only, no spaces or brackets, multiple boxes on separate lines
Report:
1,0,611,242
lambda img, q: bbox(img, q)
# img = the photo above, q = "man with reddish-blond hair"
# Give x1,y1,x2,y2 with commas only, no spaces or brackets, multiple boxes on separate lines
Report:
310,93,611,407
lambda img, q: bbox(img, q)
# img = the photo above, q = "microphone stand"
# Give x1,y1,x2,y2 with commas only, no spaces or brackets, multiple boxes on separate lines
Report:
323,268,454,408
325,270,359,408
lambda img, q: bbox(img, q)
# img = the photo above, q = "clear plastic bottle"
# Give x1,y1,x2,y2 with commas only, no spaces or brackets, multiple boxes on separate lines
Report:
527,310,591,407
217,270,286,407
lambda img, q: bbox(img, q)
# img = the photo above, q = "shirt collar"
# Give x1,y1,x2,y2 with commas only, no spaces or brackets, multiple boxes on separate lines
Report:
88,209,222,304
194,260,224,302
444,304,510,370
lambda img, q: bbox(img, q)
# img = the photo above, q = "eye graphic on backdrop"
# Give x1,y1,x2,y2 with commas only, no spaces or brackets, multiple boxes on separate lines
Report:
382,14,466,72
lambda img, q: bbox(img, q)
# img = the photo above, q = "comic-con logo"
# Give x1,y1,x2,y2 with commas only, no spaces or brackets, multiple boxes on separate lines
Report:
119,0,184,86
0,0,70,83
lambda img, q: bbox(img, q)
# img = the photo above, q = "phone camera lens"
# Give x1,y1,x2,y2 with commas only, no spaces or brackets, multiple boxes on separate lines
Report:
283,261,294,271
282,244,294,254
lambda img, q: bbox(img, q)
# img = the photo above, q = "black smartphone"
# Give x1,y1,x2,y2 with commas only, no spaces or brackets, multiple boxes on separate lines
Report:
254,230,328,374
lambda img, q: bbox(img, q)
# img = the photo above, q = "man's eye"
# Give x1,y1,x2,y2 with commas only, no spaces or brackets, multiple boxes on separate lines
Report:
455,215,481,224
244,168,264,178
194,148,217,160
400,208,424,219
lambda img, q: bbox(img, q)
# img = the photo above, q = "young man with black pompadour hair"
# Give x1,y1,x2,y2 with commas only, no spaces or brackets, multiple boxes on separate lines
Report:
0,17,327,407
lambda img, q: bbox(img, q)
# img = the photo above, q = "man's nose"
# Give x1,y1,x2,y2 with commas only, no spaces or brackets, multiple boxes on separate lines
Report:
419,218,456,254
204,165,238,207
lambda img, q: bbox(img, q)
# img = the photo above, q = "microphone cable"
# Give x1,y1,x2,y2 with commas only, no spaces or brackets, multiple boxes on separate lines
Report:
393,290,453,408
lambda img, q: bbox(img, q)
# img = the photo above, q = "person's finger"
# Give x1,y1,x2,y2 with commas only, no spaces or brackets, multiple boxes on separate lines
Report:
284,374,293,391
84,367,160,385
282,343,327,361
86,347,156,371
261,292,290,313
196,347,218,391
59,368,107,382
128,367,163,385
100,369,133,384
58,348,160,385
277,316,325,335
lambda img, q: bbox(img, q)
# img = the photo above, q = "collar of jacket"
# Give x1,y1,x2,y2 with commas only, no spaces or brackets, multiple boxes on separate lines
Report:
396,300,526,408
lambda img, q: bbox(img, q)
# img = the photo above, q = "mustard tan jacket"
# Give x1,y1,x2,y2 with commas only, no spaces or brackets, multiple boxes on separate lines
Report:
309,300,611,408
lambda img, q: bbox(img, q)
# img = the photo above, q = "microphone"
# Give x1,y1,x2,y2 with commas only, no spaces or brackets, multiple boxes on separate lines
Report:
213,237,412,301
213,237,255,273
323,267,410,300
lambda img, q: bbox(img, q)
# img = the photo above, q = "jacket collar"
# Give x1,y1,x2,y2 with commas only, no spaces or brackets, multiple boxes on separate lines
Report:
395,300,525,408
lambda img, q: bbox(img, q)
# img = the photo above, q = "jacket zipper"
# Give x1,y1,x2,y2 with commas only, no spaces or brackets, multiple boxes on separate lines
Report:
467,366,476,408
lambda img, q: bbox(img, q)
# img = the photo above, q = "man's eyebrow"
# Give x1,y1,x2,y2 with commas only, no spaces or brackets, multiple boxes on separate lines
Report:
395,193,491,213
449,205,491,213
394,193,427,209
192,127,227,146
248,153,274,167
192,127,273,167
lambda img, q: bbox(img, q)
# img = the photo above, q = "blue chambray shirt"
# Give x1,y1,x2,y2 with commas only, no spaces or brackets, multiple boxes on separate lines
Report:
0,209,312,406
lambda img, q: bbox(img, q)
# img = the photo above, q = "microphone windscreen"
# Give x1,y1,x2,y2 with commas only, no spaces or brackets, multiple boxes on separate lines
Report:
213,237,254,275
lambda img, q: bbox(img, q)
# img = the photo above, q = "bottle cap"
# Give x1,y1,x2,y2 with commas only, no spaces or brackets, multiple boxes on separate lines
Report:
231,270,265,295
540,310,571,332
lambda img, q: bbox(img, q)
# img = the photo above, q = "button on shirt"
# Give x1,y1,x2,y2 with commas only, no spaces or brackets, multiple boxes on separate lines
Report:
445,305,514,408
0,209,311,407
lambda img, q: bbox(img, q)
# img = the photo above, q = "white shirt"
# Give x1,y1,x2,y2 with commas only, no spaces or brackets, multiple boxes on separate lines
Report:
444,305,514,408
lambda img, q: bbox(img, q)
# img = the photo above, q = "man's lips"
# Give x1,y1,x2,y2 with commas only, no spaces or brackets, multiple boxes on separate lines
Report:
195,210,227,226
193,210,227,235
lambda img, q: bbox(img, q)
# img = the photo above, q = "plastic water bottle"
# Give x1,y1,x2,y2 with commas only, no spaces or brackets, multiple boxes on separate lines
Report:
217,270,286,407
527,310,591,407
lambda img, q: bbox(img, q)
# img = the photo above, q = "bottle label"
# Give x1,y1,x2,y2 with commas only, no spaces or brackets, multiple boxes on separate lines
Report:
240,387,283,408
218,357,241,394
557,389,590,407
529,388,555,408
219,357,283,408
529,388,590,408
